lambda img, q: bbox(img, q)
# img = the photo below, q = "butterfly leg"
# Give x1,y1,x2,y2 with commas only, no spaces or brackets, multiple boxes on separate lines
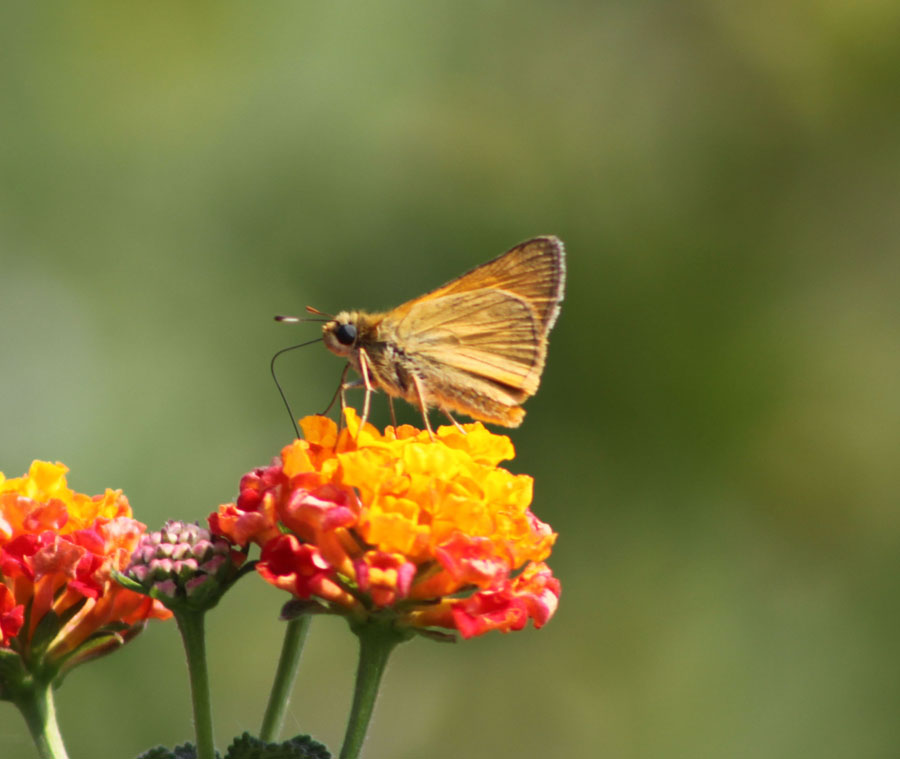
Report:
442,409,467,434
357,347,376,439
411,374,435,439
337,379,367,434
388,395,398,428
323,364,352,416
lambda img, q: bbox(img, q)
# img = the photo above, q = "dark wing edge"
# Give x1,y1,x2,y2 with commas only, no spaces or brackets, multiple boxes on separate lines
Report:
391,236,566,336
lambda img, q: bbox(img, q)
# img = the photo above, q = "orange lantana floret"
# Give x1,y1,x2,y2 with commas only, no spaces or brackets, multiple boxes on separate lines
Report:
210,410,560,639
0,460,132,544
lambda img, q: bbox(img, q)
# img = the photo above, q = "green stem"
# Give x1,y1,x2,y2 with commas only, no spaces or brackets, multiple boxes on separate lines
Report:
175,611,215,759
12,681,70,759
259,617,311,742
339,621,407,759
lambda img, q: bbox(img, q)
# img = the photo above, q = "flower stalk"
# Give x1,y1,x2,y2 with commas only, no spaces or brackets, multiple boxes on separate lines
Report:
258,616,311,742
175,610,215,759
8,680,70,759
339,619,410,759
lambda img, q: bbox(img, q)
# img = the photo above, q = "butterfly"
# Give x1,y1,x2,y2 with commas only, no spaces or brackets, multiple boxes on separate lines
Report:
281,236,565,436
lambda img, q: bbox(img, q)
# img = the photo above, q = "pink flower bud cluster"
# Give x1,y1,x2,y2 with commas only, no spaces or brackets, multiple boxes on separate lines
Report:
127,521,233,602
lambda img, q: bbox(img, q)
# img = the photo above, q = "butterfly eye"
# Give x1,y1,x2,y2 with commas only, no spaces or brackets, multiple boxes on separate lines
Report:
335,323,357,346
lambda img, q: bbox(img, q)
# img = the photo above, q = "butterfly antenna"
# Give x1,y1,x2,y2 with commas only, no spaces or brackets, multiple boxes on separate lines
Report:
270,338,323,438
274,306,333,323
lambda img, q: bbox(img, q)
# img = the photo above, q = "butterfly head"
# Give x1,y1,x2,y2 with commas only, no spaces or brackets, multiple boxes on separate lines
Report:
322,311,361,357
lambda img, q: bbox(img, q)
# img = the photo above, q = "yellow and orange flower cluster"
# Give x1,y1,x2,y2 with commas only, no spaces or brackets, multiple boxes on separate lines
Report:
0,461,170,672
210,410,560,638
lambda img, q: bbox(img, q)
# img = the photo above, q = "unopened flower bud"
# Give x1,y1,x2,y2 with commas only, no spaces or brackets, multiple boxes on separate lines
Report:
124,520,244,611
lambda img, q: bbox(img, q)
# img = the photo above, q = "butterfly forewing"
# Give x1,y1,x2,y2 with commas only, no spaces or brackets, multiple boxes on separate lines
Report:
386,237,565,398
390,236,565,333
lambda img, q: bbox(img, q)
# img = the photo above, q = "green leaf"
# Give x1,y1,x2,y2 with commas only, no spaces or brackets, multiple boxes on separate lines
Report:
279,599,330,621
113,569,147,594
279,735,331,759
412,627,458,643
136,742,211,759
0,646,24,673
28,609,62,659
223,731,331,759
135,748,179,759
0,647,27,701
53,629,130,686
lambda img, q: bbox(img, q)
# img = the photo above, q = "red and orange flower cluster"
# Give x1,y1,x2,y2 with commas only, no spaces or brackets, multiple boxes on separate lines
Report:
210,411,560,639
0,461,170,675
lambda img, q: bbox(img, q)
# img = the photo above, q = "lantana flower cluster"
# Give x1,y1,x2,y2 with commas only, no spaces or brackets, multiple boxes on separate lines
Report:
210,410,560,639
0,461,170,683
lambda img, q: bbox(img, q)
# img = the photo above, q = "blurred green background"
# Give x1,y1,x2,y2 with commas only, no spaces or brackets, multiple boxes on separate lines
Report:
2,2,899,757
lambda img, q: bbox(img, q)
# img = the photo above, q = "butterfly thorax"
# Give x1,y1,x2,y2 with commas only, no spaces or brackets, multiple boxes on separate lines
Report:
323,310,411,394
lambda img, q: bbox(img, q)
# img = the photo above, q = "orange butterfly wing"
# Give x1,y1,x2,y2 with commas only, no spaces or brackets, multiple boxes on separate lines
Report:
383,237,565,397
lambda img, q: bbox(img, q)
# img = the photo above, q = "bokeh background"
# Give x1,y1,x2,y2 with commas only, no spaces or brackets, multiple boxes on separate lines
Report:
3,3,899,757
